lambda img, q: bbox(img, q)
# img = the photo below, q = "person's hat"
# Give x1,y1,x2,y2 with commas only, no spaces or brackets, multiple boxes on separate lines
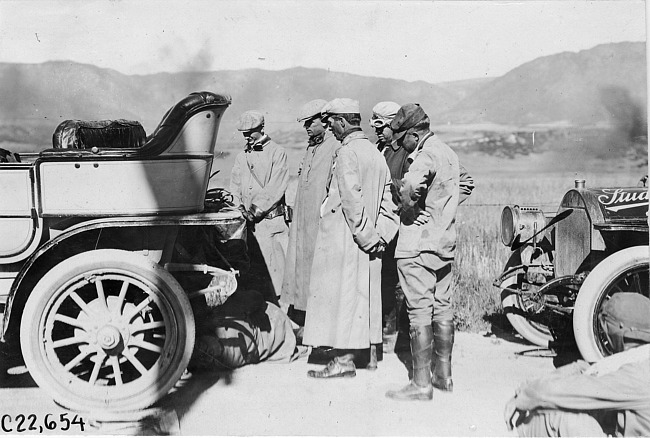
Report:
390,103,428,139
297,99,328,122
321,98,360,118
237,110,265,131
599,292,650,351
370,101,401,128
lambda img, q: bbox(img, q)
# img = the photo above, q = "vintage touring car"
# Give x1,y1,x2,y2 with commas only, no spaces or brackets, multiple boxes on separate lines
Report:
0,91,247,413
494,179,649,362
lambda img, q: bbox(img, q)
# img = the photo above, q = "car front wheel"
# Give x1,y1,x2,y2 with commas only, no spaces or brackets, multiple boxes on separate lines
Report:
573,245,649,362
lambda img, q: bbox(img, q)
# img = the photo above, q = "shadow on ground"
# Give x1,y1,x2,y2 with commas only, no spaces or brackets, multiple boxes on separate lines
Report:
0,347,36,389
484,312,583,369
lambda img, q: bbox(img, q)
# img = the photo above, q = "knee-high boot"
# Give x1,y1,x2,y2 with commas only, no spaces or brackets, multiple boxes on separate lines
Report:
385,325,433,401
432,320,454,392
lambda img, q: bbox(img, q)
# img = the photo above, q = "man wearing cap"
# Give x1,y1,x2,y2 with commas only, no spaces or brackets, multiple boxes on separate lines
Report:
230,110,289,304
281,99,341,332
385,103,462,400
505,292,650,437
371,103,475,359
370,101,411,348
303,98,399,378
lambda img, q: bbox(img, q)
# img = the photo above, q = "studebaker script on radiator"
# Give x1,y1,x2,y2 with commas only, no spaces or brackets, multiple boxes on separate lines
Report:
596,188,648,214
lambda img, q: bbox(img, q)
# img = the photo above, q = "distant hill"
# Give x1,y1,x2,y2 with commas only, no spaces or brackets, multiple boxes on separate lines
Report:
0,64,457,148
435,77,495,101
439,42,647,127
0,41,645,150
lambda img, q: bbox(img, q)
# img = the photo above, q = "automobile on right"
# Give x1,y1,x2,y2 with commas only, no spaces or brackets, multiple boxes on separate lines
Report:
494,179,648,362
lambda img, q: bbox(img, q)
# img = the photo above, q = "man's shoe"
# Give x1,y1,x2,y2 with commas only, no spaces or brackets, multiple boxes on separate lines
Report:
433,376,453,392
387,325,434,400
307,354,356,378
432,320,455,392
307,346,338,365
385,381,433,401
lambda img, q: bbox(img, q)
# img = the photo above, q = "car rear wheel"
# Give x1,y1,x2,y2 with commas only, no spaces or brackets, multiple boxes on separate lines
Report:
20,249,195,413
573,245,649,362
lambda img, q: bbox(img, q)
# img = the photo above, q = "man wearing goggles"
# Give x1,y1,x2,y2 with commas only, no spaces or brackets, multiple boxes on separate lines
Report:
370,102,411,354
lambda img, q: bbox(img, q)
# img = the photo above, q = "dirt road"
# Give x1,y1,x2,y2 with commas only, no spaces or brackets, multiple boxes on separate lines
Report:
0,328,567,436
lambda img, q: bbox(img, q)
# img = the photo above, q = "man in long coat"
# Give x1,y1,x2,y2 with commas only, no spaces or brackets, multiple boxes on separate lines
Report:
303,98,399,378
281,99,340,330
230,110,289,303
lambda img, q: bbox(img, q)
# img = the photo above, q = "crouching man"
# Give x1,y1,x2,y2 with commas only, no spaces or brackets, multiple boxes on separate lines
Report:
505,292,650,437
190,289,301,370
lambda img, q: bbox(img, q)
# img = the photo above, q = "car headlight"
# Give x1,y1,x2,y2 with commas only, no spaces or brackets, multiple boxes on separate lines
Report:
500,205,547,246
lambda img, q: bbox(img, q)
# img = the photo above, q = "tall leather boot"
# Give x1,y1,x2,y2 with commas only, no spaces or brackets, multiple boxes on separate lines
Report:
432,320,454,392
385,325,433,401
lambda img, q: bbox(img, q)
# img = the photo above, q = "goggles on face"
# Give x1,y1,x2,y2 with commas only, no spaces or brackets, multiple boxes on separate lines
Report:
370,116,390,128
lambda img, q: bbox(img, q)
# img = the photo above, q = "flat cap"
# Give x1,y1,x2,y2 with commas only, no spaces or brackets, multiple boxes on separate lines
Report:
321,98,360,116
370,101,401,127
297,99,328,122
237,110,265,131
601,293,650,334
390,103,428,138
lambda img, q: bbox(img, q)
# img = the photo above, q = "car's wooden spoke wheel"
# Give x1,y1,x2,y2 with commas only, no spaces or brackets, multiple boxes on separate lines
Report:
573,246,649,362
21,249,194,413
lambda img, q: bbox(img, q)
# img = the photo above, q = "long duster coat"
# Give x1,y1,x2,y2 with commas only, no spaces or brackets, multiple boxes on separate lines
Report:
303,129,398,349
281,132,340,311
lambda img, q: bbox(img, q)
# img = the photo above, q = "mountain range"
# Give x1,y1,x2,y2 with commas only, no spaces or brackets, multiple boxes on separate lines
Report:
0,41,645,148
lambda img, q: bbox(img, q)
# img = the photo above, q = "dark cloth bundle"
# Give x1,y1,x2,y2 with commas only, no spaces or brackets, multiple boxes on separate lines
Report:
52,119,146,149
0,148,20,163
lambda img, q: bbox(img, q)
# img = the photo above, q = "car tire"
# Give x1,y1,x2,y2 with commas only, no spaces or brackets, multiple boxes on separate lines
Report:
501,277,554,347
20,249,195,413
573,245,649,363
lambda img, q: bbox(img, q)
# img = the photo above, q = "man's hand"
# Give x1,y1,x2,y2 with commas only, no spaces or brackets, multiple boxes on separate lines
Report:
504,397,521,432
367,240,386,255
504,395,528,432
238,205,255,223
413,210,431,225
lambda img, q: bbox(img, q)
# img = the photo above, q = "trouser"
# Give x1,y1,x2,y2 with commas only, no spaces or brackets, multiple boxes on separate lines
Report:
193,320,260,370
381,237,403,331
396,252,453,325
516,410,606,437
243,219,288,304
287,306,306,327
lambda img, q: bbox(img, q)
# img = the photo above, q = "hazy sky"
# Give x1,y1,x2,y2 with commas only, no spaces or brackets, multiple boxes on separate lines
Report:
0,0,646,83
